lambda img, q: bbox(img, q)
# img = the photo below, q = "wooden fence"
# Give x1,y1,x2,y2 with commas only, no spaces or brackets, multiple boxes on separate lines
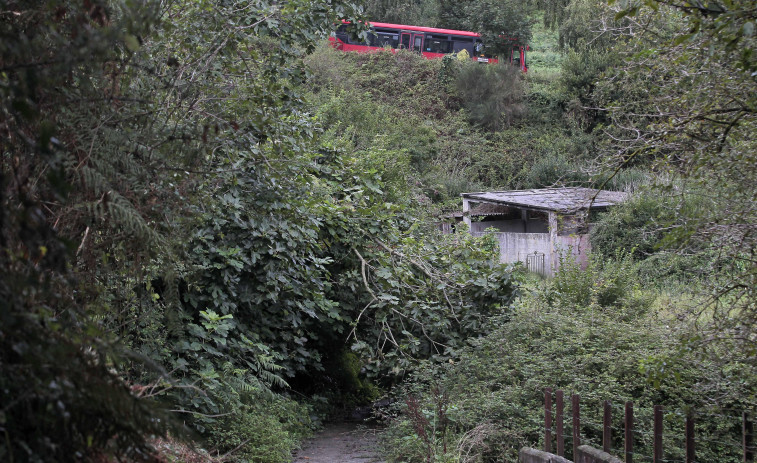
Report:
542,388,755,463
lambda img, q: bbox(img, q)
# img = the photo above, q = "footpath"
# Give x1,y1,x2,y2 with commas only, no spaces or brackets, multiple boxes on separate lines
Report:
292,423,385,463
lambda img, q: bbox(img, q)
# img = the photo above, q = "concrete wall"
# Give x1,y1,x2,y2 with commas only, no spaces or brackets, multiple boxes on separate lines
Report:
554,234,592,271
574,445,622,463
472,230,592,276
519,448,572,463
473,232,553,271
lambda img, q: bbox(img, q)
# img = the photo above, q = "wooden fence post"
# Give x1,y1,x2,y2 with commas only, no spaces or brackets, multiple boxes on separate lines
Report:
625,401,634,463
556,390,565,457
745,412,754,463
545,388,552,453
572,394,581,459
603,400,612,454
685,412,695,463
653,405,663,463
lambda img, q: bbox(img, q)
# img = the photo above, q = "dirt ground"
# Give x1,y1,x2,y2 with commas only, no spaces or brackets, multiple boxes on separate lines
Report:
292,423,386,463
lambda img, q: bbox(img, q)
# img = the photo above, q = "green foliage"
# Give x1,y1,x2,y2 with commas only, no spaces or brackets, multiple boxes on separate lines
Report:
0,0,175,460
9,0,755,460
208,391,314,463
314,89,433,173
301,3,757,463
590,189,671,259
613,0,757,74
303,39,602,202
559,49,618,130
383,258,747,463
524,153,590,187
466,0,534,51
526,20,563,73
557,0,619,50
589,182,718,288
361,0,441,25
455,63,526,131
438,0,533,51
438,0,474,30
551,251,651,312
340,350,383,400
537,0,572,30
180,151,339,380
381,389,463,463
348,230,518,381
1,0,378,459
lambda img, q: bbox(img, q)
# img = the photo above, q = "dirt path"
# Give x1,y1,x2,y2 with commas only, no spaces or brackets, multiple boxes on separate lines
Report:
292,423,386,463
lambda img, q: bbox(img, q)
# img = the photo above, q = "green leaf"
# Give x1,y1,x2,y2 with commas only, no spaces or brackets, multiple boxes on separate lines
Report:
614,9,630,20
124,34,140,52
673,33,694,46
643,0,659,11
743,21,755,37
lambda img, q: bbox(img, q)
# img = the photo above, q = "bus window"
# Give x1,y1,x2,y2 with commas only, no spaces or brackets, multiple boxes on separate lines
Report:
426,38,451,53
377,33,396,47
452,37,474,54
336,24,351,43
473,40,484,57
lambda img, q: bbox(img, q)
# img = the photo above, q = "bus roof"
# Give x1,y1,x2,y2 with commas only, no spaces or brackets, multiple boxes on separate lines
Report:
368,21,481,38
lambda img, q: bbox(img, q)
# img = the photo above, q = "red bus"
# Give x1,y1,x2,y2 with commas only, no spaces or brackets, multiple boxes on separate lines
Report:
329,21,528,72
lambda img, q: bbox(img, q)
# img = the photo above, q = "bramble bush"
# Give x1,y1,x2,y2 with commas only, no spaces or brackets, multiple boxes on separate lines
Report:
381,255,745,462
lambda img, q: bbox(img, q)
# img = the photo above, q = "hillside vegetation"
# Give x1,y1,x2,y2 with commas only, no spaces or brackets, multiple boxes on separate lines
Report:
304,42,604,205
301,14,755,461
1,0,755,462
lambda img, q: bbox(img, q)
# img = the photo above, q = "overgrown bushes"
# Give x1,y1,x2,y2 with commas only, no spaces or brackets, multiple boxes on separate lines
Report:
381,256,746,462
455,63,525,131
208,392,314,463
589,184,718,286
303,44,590,202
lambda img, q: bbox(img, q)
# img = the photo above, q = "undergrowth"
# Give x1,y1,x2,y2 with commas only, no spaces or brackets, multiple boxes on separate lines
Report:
380,256,749,462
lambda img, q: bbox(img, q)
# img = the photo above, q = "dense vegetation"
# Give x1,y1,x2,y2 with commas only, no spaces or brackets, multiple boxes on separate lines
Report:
349,0,757,461
1,0,755,462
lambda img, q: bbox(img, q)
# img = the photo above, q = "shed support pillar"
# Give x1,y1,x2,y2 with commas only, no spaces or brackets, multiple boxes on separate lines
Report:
463,198,472,231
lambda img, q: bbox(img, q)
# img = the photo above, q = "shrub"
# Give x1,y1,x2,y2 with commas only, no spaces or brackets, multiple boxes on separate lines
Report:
559,49,618,130
590,189,671,260
593,167,649,192
208,392,314,463
551,251,653,315
525,153,590,188
382,258,742,463
455,63,525,131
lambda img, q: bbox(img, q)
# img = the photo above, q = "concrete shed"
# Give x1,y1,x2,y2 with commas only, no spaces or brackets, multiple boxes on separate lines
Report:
461,188,626,275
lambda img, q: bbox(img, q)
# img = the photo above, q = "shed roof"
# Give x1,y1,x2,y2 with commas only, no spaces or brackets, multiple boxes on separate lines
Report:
461,187,626,213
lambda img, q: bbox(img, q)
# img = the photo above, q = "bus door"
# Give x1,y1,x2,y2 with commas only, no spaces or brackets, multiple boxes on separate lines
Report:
511,46,522,67
411,33,424,51
400,32,424,51
400,32,411,49
511,46,528,71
